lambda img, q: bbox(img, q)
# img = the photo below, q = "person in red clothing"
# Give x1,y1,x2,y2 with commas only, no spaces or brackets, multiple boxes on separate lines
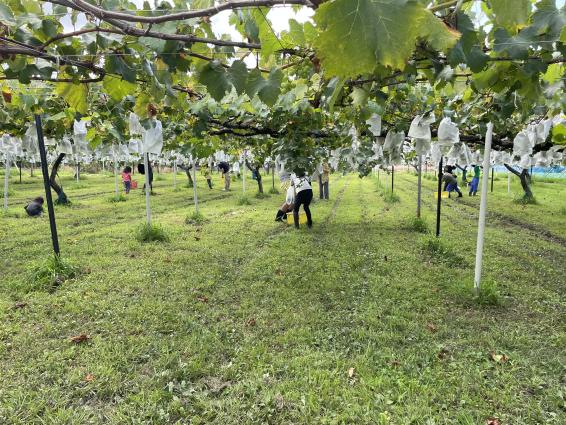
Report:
122,166,132,194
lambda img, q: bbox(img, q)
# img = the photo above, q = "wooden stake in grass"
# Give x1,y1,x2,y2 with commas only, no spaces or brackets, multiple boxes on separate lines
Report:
474,123,493,296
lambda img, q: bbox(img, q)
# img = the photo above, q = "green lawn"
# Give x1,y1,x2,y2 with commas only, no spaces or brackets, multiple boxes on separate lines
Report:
1,168,565,424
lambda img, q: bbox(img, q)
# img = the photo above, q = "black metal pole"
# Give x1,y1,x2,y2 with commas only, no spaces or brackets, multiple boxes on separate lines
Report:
19,161,22,183
391,165,394,193
491,167,494,193
436,157,443,237
35,114,60,256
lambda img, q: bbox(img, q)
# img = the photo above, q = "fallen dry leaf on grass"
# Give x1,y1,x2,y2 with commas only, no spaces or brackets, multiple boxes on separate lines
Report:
389,360,401,367
489,352,509,364
70,334,90,344
85,374,95,382
348,367,355,378
12,302,28,310
486,418,501,425
246,318,256,327
426,323,438,333
196,295,209,303
437,348,450,360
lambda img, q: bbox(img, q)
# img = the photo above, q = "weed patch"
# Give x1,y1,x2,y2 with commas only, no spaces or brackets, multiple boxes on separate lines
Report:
407,216,429,233
185,211,208,225
254,191,270,199
237,195,252,205
108,194,127,203
26,255,80,292
420,236,465,266
135,223,169,243
513,195,538,205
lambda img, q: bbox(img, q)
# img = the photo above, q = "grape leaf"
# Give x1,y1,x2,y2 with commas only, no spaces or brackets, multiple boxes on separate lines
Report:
198,61,231,101
531,0,566,40
227,60,248,96
313,0,459,77
103,76,137,102
0,3,15,24
55,83,88,114
493,27,537,59
490,0,530,30
245,68,266,99
258,68,283,106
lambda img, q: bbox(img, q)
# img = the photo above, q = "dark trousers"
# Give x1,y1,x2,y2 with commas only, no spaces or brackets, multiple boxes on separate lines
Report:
293,189,313,228
322,181,329,199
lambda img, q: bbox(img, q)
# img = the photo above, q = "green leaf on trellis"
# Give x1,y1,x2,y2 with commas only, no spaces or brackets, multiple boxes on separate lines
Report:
313,0,459,77
227,60,248,96
103,76,137,102
493,27,536,59
490,0,530,30
55,83,88,114
245,68,266,99
447,12,489,73
258,68,283,106
198,60,231,101
0,3,15,24
531,0,566,40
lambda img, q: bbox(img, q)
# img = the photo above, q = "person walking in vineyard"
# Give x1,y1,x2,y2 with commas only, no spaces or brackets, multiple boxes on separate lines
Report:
122,166,132,194
202,165,213,189
218,161,230,191
469,164,481,196
292,170,313,228
442,171,463,198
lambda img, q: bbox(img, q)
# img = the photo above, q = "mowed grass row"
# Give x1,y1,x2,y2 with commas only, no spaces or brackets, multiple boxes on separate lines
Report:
0,171,565,424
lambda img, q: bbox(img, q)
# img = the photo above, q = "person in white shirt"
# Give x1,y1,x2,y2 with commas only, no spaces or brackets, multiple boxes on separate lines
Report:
292,170,313,228
275,185,295,222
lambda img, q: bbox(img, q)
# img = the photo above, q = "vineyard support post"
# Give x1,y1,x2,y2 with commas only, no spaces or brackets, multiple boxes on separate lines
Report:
491,167,494,193
435,157,443,237
417,154,422,218
192,157,199,213
114,159,119,196
391,165,394,193
3,153,10,211
173,160,177,190
35,114,60,255
242,161,246,194
474,123,493,296
143,153,151,225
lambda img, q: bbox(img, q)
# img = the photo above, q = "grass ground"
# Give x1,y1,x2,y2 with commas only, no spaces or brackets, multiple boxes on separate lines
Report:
1,167,565,424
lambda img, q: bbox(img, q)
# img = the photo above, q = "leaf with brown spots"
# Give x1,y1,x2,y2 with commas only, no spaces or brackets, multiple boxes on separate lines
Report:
70,334,90,344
